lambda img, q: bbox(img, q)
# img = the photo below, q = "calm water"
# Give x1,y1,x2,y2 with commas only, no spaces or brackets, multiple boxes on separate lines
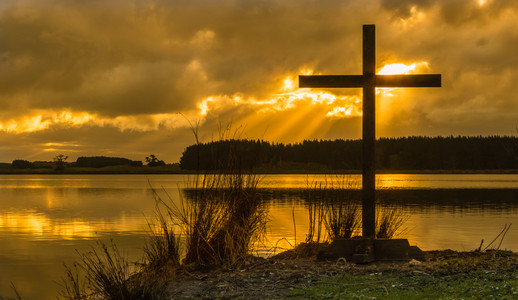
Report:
1,174,518,298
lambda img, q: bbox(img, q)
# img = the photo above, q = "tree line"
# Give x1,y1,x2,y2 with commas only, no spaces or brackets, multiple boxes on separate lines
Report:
10,155,166,170
179,136,518,171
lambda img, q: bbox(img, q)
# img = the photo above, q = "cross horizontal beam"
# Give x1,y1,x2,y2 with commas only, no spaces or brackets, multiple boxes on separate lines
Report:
299,74,441,88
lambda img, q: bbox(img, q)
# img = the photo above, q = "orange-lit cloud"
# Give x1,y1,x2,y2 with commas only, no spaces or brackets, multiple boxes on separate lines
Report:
1,0,518,162
0,110,197,134
198,74,362,121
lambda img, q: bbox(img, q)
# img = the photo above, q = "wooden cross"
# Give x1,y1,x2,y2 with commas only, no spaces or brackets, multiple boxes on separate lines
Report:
299,24,441,238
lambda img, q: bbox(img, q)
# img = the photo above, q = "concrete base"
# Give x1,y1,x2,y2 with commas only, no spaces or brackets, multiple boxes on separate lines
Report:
317,238,422,263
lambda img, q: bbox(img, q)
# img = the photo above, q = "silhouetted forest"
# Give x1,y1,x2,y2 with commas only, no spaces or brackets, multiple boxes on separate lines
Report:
179,136,518,171
75,156,143,168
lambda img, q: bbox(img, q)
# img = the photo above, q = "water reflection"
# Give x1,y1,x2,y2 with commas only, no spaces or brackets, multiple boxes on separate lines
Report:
1,174,518,298
265,188,518,213
0,211,151,240
261,188,518,254
260,174,518,189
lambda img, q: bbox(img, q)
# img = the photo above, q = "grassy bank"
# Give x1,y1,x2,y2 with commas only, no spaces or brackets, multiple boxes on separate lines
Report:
160,248,518,299
288,250,518,299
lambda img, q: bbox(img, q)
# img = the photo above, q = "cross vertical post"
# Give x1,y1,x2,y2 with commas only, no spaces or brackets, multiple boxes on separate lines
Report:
298,24,441,242
362,25,376,238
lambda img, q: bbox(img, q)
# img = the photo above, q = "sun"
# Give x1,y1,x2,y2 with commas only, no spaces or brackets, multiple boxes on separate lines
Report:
378,63,417,75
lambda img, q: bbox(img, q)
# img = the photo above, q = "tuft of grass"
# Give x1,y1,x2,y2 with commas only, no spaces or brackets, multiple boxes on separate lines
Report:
148,136,268,266
304,176,408,241
58,239,169,300
305,175,361,243
325,198,361,240
376,205,407,239
324,177,360,240
167,123,269,265
0,283,22,300
76,239,134,299
305,181,327,244
172,171,267,265
59,263,88,300
143,201,181,274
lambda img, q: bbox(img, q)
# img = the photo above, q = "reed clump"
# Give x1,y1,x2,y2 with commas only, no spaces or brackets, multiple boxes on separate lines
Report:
59,239,133,299
142,205,181,274
305,182,327,244
323,176,361,240
59,239,168,300
376,205,408,239
176,132,268,265
0,284,22,300
305,175,361,243
304,176,408,242
59,166,267,299
59,129,268,298
169,170,267,265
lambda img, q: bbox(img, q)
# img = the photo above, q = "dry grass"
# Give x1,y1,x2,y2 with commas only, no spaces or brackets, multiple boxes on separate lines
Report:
58,239,169,300
168,172,267,265
143,204,181,273
59,263,88,300
58,239,133,299
325,198,361,240
304,176,361,243
376,205,408,239
0,284,22,300
59,129,268,298
305,182,327,244
304,176,408,241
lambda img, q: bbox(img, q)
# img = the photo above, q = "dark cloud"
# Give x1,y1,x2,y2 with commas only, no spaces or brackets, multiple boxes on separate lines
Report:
380,0,435,19
0,0,518,161
0,0,377,117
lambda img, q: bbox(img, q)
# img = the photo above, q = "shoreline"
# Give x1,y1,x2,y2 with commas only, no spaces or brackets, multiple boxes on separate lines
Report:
163,248,518,299
1,168,518,175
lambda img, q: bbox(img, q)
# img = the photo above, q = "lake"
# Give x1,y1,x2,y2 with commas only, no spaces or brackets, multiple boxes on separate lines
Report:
1,174,517,298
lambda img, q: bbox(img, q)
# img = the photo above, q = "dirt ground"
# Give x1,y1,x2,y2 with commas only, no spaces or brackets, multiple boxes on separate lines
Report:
165,246,518,299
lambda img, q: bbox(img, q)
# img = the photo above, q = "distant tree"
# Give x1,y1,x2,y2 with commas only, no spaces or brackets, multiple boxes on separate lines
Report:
53,154,68,171
145,154,166,167
12,159,33,169
32,161,54,169
179,136,518,171
75,156,143,168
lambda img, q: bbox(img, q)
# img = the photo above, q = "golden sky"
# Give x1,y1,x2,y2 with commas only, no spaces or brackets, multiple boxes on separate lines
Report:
0,0,517,162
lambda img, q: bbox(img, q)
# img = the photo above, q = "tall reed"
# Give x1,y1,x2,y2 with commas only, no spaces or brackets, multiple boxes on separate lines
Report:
176,171,267,265
305,181,327,244
143,201,181,273
0,284,22,300
149,133,267,265
376,205,407,239
58,239,133,299
305,175,361,242
59,263,88,300
59,238,168,300
323,176,361,240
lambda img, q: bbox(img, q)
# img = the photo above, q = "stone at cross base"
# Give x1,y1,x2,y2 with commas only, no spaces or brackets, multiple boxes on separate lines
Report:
299,24,441,263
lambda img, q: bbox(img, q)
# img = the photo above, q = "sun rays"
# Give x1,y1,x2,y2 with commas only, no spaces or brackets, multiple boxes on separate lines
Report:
1,62,435,148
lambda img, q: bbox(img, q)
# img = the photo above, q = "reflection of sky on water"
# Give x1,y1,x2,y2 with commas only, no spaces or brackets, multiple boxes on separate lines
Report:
260,174,518,189
1,174,518,298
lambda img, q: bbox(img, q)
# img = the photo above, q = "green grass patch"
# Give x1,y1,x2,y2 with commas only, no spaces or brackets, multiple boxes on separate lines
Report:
288,269,518,299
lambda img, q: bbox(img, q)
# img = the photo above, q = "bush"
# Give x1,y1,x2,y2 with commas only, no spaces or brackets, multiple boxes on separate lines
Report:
11,159,33,169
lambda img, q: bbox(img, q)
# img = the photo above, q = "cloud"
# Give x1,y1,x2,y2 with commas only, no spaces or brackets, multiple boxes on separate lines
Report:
0,0,518,161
